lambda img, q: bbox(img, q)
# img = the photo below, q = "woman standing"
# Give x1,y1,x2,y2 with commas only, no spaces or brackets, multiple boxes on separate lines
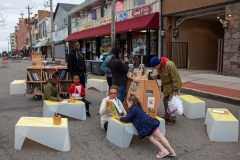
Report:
108,46,128,103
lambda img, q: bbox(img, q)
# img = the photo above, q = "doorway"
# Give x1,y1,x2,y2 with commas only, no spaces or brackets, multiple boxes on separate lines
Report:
86,42,92,60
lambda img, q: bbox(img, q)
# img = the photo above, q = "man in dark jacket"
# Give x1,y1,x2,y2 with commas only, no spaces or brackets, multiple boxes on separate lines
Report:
67,41,88,88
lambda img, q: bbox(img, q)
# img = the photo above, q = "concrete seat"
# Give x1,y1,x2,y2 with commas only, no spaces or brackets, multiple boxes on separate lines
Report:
179,95,205,119
10,80,26,95
204,108,238,142
86,78,108,92
106,117,165,148
15,117,71,151
43,100,86,120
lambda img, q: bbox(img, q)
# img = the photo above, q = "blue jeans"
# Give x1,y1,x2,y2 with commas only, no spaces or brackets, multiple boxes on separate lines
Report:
117,85,126,103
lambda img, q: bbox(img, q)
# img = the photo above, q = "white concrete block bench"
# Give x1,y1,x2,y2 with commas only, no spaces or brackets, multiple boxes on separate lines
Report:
179,95,205,119
10,80,26,95
43,100,86,120
204,108,238,142
106,117,165,148
15,117,71,151
86,78,108,91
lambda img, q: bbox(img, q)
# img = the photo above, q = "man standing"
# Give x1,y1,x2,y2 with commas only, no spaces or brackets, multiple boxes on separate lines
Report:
67,41,87,88
150,56,182,125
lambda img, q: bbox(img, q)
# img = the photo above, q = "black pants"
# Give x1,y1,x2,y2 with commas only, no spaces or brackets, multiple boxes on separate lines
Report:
104,122,108,131
106,77,112,88
85,103,89,111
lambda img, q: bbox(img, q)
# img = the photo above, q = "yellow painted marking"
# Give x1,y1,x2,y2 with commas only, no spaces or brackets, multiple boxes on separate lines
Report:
179,95,203,103
110,117,132,125
44,100,84,105
88,78,106,82
208,108,238,121
11,80,26,84
16,117,68,127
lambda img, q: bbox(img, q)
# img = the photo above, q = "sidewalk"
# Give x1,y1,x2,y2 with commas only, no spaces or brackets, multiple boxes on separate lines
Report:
176,69,240,105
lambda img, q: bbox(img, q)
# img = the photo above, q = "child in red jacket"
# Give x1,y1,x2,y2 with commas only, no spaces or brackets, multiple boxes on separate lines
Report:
68,75,91,117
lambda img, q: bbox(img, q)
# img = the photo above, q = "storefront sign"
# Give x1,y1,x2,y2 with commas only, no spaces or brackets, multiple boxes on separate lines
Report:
116,0,123,12
53,28,68,42
81,22,93,30
99,17,112,26
119,12,127,21
91,9,97,20
132,5,152,17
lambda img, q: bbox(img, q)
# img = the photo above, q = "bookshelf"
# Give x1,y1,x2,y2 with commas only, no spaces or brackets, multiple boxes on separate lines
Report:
26,66,71,100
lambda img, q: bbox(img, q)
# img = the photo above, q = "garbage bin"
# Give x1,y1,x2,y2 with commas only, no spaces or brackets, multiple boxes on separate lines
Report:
85,60,93,73
91,61,105,75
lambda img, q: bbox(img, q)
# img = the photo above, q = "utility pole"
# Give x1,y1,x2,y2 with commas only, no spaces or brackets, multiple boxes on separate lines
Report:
6,39,9,53
50,0,55,61
27,5,33,57
20,12,24,52
111,0,116,47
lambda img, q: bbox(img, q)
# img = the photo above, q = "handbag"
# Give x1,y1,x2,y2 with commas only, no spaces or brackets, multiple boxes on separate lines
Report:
167,95,184,116
53,113,61,125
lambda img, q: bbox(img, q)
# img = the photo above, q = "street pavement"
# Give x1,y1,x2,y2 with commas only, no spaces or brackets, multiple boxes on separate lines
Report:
0,60,239,160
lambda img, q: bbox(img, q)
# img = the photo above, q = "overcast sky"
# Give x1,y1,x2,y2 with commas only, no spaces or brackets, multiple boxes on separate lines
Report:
0,0,85,52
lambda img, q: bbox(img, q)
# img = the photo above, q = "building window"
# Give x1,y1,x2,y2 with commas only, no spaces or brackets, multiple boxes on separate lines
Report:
43,22,47,37
101,6,107,18
35,22,38,29
134,0,145,7
132,30,147,55
64,18,68,27
150,30,157,55
87,13,92,22
74,18,77,27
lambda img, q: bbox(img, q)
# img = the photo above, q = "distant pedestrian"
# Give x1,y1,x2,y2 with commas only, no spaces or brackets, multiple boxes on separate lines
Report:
150,56,182,125
119,94,176,158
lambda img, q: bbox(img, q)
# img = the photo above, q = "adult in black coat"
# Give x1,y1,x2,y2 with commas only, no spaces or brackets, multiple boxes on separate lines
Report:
67,41,88,88
108,46,129,103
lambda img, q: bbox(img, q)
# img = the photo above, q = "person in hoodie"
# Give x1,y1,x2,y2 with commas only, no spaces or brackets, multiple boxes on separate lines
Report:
43,71,63,102
150,56,182,125
67,40,87,88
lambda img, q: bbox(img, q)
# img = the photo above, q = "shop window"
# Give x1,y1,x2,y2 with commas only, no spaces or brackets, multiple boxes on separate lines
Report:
134,0,145,7
131,30,147,56
150,30,157,55
100,36,112,54
101,6,108,18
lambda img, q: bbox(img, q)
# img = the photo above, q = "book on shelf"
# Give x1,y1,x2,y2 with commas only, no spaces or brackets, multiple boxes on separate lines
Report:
27,71,41,81
27,83,42,94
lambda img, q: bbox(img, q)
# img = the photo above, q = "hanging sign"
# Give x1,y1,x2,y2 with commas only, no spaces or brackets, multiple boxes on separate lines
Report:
132,5,152,17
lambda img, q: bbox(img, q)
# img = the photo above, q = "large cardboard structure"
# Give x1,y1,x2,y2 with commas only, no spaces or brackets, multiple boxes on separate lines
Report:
31,52,42,66
125,74,161,118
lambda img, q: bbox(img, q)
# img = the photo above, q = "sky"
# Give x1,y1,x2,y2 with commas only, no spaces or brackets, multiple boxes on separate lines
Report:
0,0,85,52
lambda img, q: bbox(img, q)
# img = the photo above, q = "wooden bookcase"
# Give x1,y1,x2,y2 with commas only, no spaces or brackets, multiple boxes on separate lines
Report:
26,66,71,100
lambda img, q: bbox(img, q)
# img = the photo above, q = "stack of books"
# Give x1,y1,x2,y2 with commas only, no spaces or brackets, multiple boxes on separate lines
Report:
27,71,41,81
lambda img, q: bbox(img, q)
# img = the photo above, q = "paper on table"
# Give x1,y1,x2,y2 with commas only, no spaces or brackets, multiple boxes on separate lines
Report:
211,109,228,114
76,86,81,93
60,99,69,103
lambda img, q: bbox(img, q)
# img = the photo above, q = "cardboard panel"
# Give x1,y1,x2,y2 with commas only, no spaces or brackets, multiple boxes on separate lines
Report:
31,52,42,66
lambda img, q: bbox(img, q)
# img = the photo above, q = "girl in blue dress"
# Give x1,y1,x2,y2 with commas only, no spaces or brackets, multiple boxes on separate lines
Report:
118,94,176,159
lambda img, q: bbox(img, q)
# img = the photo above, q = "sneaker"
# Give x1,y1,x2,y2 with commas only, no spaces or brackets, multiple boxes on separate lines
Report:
86,112,91,117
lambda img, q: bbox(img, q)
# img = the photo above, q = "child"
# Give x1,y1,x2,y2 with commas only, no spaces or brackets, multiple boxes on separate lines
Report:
118,94,176,159
68,74,91,117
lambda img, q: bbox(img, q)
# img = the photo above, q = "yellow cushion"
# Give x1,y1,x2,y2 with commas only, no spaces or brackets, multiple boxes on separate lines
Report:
11,80,26,84
16,117,68,127
88,78,106,82
208,108,238,121
44,100,84,105
179,95,203,103
111,117,132,125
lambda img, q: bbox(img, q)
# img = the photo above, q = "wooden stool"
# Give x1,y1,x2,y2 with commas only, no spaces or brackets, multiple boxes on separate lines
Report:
179,95,205,119
204,108,238,142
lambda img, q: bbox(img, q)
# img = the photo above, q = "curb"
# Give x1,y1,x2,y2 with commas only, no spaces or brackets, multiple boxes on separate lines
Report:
180,87,240,105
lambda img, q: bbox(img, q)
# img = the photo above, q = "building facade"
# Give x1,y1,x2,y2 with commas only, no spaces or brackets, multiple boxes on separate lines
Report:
66,0,160,66
15,18,29,53
53,3,77,61
10,33,16,51
161,0,240,77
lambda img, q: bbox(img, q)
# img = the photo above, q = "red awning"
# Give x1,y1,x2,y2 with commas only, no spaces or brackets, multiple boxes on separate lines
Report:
65,12,159,42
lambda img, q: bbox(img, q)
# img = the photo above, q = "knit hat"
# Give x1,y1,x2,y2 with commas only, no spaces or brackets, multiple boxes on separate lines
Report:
150,56,161,67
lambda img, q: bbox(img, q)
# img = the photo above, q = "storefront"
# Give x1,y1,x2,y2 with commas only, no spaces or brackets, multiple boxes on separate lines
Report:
65,12,159,66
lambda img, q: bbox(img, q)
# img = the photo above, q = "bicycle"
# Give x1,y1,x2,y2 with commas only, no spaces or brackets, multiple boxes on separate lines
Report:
128,53,140,68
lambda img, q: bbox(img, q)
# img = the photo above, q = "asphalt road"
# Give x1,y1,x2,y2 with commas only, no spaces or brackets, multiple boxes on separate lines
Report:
0,60,239,160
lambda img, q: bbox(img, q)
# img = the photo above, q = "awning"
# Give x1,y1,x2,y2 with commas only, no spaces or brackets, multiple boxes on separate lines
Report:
65,12,159,42
34,39,51,48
